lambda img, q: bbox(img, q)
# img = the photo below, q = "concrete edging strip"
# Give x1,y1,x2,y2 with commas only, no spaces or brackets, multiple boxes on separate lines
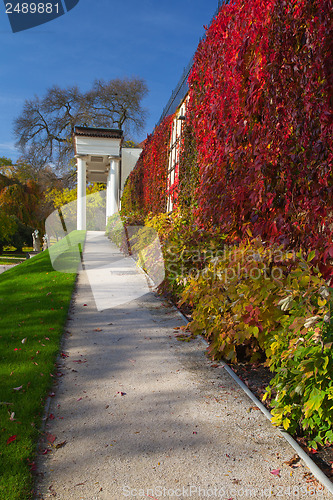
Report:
221,360,333,496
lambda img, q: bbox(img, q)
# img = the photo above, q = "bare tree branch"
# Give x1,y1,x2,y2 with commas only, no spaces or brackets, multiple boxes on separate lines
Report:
13,77,148,176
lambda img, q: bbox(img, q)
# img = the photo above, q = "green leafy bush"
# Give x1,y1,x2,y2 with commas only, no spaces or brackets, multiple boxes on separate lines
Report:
263,254,332,447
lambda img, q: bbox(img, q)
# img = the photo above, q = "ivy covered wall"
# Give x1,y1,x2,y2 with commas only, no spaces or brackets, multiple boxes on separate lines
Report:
122,0,333,275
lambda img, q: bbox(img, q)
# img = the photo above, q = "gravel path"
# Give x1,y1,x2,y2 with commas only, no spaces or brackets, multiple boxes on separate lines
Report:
0,264,17,274
34,232,329,499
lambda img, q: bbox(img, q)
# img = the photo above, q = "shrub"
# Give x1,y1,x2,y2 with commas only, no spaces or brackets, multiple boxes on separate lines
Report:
265,322,333,449
121,115,173,217
180,236,333,444
180,236,287,362
144,209,226,299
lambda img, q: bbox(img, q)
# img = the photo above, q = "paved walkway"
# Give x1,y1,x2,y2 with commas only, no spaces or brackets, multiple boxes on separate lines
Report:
35,232,330,499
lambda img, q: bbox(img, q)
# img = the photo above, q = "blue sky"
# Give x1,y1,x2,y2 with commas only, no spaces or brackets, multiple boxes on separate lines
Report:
0,0,221,163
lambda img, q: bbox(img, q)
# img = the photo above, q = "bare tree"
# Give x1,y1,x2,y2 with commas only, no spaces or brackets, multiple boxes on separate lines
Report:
14,77,148,174
86,77,148,136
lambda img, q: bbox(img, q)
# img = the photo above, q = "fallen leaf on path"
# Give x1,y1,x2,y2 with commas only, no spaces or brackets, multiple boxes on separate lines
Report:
83,304,88,306
6,435,17,445
48,414,55,420
117,391,126,396
46,433,56,444
270,469,281,477
72,360,87,363
41,448,51,455
94,328,102,331
77,397,83,401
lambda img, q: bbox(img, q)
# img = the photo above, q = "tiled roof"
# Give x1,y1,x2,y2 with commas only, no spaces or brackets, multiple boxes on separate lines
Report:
74,126,123,139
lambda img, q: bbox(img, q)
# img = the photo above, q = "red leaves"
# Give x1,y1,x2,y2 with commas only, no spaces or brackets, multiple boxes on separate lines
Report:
6,435,17,445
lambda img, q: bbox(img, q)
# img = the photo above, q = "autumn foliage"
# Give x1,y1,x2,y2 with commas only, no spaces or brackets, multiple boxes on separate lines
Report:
188,0,333,278
118,0,333,446
122,115,173,217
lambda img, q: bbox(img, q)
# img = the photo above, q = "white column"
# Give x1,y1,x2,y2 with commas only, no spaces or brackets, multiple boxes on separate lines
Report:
106,167,112,223
77,156,86,230
106,157,119,223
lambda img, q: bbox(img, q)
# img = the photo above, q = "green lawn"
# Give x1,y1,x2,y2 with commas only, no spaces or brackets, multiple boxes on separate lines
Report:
0,231,85,500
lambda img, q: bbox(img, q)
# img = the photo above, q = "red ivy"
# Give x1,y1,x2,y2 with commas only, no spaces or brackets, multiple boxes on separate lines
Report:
122,115,173,216
188,0,333,278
